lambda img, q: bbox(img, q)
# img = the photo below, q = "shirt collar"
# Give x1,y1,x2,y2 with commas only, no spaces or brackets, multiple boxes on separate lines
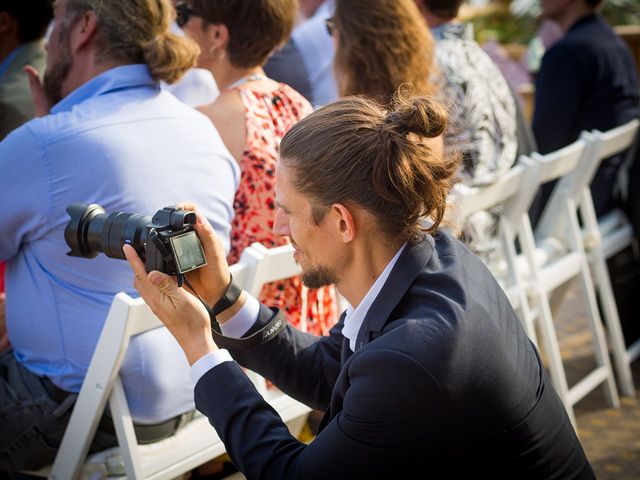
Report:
51,64,158,114
0,45,24,82
568,12,599,33
342,243,407,351
314,0,335,18
431,22,473,42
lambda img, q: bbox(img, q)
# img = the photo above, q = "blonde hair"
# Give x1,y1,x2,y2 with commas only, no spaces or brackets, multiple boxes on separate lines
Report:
64,0,199,84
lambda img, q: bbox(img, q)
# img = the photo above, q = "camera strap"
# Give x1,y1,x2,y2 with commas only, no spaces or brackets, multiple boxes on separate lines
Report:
209,308,286,350
183,275,287,350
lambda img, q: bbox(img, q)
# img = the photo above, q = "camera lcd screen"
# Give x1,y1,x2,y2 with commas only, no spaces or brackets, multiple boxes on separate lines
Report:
169,231,207,274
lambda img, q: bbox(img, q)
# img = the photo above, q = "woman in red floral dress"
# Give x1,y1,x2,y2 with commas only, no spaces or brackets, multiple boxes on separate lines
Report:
180,0,338,334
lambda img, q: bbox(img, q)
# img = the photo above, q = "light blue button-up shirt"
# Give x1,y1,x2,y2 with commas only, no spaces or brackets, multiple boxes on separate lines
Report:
0,64,240,423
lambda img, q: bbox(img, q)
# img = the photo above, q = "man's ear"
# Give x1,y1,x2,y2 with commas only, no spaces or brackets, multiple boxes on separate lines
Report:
330,203,356,244
69,10,99,53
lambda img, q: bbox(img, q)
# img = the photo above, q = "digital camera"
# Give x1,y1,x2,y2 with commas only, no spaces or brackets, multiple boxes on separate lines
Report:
64,203,207,275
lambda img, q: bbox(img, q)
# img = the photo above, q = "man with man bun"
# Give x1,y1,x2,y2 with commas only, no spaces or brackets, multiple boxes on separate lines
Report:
0,0,238,470
126,95,594,478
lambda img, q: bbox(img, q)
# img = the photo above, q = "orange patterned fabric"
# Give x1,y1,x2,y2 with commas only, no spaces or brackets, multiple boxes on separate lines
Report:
227,83,338,336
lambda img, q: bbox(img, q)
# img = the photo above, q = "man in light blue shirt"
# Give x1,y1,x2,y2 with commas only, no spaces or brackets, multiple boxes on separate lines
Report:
0,0,239,471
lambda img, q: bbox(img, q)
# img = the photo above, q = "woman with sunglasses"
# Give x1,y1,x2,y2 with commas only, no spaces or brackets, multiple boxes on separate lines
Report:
176,1,338,337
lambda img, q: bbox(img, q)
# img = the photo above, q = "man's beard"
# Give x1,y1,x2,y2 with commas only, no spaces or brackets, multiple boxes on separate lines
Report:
43,37,73,105
301,265,338,289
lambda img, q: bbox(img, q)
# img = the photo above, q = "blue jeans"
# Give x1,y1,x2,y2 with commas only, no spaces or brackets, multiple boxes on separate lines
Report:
0,350,116,471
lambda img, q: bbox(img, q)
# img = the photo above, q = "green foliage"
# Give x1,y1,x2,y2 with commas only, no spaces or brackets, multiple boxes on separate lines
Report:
470,0,640,45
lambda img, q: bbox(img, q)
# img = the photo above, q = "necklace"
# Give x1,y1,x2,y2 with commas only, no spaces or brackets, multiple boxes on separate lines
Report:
225,73,268,90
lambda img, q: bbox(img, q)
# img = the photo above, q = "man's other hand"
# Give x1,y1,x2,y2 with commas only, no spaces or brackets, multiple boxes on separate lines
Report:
24,66,52,117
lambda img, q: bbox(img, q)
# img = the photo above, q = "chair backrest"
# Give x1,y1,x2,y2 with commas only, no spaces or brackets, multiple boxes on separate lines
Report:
532,137,591,240
239,243,301,298
447,158,539,235
533,137,589,185
591,119,640,165
591,118,640,204
579,120,640,261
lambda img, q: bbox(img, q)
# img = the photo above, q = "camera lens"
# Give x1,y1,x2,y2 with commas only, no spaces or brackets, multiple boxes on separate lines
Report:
65,203,151,260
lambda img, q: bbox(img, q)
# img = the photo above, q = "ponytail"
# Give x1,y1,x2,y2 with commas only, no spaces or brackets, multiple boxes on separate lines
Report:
65,0,199,85
143,31,199,84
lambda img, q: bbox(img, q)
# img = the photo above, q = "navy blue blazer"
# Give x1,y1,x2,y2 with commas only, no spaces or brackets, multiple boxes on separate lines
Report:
194,231,594,479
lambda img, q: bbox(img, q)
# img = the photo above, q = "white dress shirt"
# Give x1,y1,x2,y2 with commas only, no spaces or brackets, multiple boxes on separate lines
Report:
191,244,406,384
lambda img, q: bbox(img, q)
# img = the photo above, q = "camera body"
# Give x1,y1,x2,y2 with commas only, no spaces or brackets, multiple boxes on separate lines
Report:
144,207,207,275
65,203,207,275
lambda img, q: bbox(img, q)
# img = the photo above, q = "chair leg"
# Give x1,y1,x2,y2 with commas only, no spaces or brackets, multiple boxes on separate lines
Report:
531,285,577,429
110,378,145,479
590,249,636,397
519,215,577,428
566,200,620,409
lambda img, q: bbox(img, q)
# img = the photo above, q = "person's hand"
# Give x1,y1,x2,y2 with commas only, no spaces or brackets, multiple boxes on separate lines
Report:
177,203,232,308
24,66,53,117
123,244,218,365
0,293,9,352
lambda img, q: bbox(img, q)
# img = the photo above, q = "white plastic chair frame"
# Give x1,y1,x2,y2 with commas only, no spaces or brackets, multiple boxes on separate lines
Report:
520,137,621,426
577,119,640,396
44,242,309,480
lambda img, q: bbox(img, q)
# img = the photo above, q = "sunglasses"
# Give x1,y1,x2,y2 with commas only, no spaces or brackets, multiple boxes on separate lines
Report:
175,2,199,28
325,17,336,37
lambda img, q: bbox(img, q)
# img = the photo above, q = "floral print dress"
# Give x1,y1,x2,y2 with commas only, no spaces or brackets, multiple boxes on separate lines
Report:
227,83,338,335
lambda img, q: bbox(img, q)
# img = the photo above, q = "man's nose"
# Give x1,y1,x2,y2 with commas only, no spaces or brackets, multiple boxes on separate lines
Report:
273,209,289,237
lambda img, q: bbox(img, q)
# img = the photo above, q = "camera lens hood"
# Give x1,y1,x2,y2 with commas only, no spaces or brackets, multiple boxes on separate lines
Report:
65,203,105,258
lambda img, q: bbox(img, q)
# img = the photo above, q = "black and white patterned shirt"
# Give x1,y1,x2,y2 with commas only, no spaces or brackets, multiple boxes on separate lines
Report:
432,23,518,186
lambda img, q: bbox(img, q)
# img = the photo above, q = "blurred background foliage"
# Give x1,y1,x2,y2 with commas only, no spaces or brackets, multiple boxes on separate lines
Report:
464,0,640,44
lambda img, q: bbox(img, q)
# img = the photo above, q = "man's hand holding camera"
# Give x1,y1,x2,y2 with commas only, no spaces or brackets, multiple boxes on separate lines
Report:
123,204,245,365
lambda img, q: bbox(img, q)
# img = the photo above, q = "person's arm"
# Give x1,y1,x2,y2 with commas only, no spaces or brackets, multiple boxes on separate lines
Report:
0,126,50,261
123,205,343,408
532,45,587,154
194,345,449,479
225,307,343,410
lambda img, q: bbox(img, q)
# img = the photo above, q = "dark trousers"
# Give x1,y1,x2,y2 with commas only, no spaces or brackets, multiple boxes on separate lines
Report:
0,350,116,472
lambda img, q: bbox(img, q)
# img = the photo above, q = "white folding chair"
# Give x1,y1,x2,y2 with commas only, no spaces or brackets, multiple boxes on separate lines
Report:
449,159,541,346
30,243,309,479
519,137,621,427
577,119,640,396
